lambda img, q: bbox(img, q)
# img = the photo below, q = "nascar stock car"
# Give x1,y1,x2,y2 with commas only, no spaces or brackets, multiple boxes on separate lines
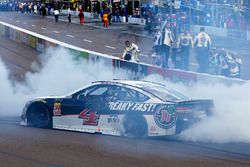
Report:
21,80,214,138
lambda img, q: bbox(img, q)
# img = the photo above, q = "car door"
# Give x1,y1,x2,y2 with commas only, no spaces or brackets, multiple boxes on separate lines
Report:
52,85,99,128
100,85,150,135
74,85,112,129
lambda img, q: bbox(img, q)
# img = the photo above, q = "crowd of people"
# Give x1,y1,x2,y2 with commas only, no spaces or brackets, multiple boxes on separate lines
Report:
143,1,250,33
0,1,244,79
149,26,242,78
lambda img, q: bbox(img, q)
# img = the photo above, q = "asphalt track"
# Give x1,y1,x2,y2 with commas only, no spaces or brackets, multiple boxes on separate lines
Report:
1,117,250,167
1,36,250,167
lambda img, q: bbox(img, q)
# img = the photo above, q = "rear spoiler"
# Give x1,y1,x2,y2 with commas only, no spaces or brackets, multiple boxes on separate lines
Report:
177,99,214,114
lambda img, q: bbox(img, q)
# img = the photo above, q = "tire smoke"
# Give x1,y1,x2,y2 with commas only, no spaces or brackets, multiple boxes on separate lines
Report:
145,74,250,143
1,47,249,143
0,47,126,116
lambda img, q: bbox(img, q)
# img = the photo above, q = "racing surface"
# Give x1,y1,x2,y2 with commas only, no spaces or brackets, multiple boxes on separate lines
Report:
1,13,250,167
1,117,250,167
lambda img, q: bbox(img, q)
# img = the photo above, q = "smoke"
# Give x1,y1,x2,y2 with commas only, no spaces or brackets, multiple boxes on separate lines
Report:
0,47,127,116
0,58,18,114
1,47,250,143
145,75,250,143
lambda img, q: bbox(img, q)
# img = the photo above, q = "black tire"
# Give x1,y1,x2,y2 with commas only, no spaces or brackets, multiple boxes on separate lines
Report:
27,102,52,128
120,113,148,138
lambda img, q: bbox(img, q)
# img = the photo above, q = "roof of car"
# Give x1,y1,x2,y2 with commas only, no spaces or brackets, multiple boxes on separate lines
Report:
92,79,165,88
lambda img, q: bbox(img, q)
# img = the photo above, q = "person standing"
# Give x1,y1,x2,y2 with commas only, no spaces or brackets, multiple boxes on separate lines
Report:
107,9,112,25
41,3,46,17
121,41,140,62
33,4,37,14
162,25,173,68
78,10,84,25
177,29,193,70
153,26,162,63
53,8,59,22
115,9,121,23
67,7,71,23
193,27,211,73
103,11,109,28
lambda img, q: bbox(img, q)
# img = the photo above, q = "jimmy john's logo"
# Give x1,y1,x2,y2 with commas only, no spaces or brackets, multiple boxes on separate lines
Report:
154,105,177,129
108,102,157,112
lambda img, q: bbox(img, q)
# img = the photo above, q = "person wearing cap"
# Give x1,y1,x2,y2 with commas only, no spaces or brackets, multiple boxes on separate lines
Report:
177,29,193,70
193,27,211,73
121,41,140,62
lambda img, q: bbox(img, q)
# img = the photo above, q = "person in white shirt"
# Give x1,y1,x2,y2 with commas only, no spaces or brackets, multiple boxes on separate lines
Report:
53,8,59,22
121,41,140,62
193,27,211,73
67,7,71,22
162,26,173,68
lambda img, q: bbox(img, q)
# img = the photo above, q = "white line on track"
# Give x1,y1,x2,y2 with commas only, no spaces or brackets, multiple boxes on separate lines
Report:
83,39,93,43
41,27,47,30
66,35,74,38
31,25,36,27
53,31,59,34
104,45,116,50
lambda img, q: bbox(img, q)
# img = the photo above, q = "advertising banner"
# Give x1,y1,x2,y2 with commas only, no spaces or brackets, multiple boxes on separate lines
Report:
69,49,89,59
28,35,37,49
45,40,57,49
37,38,45,52
20,32,28,44
128,17,146,25
115,60,148,80
4,26,10,38
15,30,21,43
0,24,4,36
147,66,197,84
10,28,16,40
88,53,112,66
227,29,246,40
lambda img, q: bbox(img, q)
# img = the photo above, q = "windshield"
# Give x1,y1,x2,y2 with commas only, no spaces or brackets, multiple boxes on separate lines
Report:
139,84,189,102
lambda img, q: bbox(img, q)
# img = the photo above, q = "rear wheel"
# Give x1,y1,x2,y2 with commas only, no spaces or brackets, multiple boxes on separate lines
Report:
120,113,147,138
27,102,52,128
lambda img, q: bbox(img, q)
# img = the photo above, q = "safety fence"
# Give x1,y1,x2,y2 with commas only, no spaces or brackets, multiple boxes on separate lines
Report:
0,20,246,85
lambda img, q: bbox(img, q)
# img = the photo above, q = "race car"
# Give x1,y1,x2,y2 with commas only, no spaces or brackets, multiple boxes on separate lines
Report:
21,80,214,137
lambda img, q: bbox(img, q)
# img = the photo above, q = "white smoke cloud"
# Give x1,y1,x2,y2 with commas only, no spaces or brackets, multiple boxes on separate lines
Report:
178,82,250,143
0,58,19,115
1,48,250,143
0,47,126,116
145,75,250,143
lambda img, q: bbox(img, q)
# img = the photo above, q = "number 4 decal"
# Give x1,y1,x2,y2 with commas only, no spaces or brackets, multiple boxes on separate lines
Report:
78,109,100,126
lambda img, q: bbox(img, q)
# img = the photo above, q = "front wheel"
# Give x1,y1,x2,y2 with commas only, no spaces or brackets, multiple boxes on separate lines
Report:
120,113,148,138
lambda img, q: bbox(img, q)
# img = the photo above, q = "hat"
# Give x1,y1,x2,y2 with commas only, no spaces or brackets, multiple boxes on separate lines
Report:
154,26,160,30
